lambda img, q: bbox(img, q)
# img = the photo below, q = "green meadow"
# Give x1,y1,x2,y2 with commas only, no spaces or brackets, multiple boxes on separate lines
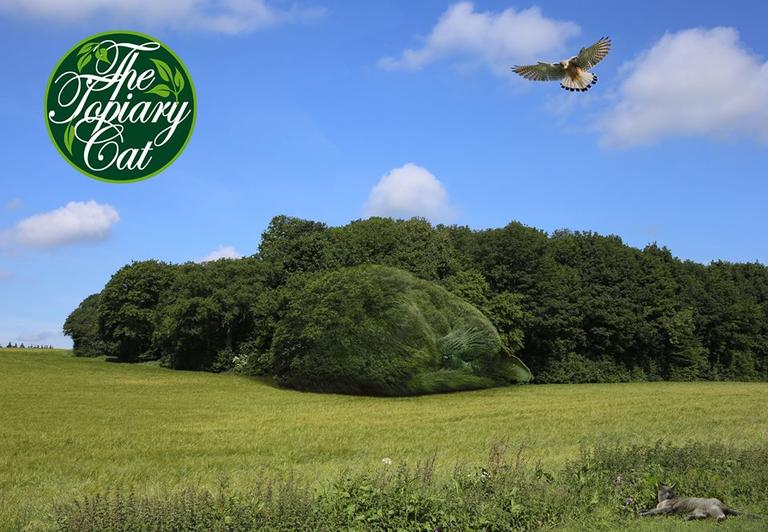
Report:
2,349,767,530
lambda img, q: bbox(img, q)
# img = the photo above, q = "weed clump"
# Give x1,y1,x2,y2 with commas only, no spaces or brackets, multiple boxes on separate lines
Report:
53,441,768,531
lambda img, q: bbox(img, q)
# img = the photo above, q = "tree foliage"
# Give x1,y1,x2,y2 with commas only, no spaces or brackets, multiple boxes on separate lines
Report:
62,293,105,357
97,260,176,362
154,258,270,370
63,215,768,388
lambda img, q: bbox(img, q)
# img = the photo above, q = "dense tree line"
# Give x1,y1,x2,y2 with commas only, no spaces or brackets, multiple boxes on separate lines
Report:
63,215,768,384
1,343,55,349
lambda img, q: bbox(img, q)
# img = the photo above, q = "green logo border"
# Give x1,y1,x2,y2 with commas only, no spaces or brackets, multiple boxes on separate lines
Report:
44,30,197,184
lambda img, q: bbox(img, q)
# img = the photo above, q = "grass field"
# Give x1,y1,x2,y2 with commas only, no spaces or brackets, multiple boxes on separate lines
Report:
2,349,768,530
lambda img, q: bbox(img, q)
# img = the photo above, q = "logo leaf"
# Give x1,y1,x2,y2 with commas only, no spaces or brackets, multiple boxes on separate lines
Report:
151,58,173,82
145,84,172,98
173,68,185,94
76,53,92,73
95,47,111,64
64,123,75,155
77,42,97,56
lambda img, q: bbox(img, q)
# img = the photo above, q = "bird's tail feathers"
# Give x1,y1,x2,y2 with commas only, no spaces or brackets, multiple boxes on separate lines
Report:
560,71,597,92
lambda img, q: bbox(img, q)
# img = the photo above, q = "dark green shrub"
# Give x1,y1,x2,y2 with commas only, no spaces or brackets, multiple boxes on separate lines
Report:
271,265,532,395
536,353,633,384
232,340,274,376
211,348,236,372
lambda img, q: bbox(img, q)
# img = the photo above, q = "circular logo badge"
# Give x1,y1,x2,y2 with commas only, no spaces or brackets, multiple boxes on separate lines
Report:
45,31,196,183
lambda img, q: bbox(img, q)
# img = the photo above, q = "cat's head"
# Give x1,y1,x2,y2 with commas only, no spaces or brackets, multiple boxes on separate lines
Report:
657,483,676,502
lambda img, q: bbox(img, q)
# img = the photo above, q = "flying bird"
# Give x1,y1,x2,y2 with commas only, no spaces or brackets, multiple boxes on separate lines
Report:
512,37,611,92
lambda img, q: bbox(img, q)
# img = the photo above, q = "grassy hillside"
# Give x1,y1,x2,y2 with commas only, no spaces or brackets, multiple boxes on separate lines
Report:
1,349,767,530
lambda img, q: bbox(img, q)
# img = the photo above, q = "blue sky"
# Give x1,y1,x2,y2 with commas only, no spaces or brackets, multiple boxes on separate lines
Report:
1,0,767,346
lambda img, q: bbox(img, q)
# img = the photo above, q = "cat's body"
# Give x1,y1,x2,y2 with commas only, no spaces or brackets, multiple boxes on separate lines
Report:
640,484,761,521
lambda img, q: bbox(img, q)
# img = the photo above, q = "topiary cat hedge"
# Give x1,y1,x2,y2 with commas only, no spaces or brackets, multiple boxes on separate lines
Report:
271,265,532,395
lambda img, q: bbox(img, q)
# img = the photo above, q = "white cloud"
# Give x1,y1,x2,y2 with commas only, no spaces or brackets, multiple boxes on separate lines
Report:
364,163,457,223
0,0,322,34
4,198,22,211
378,2,579,76
11,201,119,248
599,27,768,147
200,245,243,262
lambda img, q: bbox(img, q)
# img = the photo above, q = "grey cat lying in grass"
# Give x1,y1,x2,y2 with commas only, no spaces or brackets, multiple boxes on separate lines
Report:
640,484,762,521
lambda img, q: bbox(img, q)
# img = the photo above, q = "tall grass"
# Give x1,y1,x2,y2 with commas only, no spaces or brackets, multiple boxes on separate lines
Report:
52,442,768,531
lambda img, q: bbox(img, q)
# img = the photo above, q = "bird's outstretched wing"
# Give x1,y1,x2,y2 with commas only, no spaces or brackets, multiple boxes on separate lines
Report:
512,62,565,81
575,37,611,69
